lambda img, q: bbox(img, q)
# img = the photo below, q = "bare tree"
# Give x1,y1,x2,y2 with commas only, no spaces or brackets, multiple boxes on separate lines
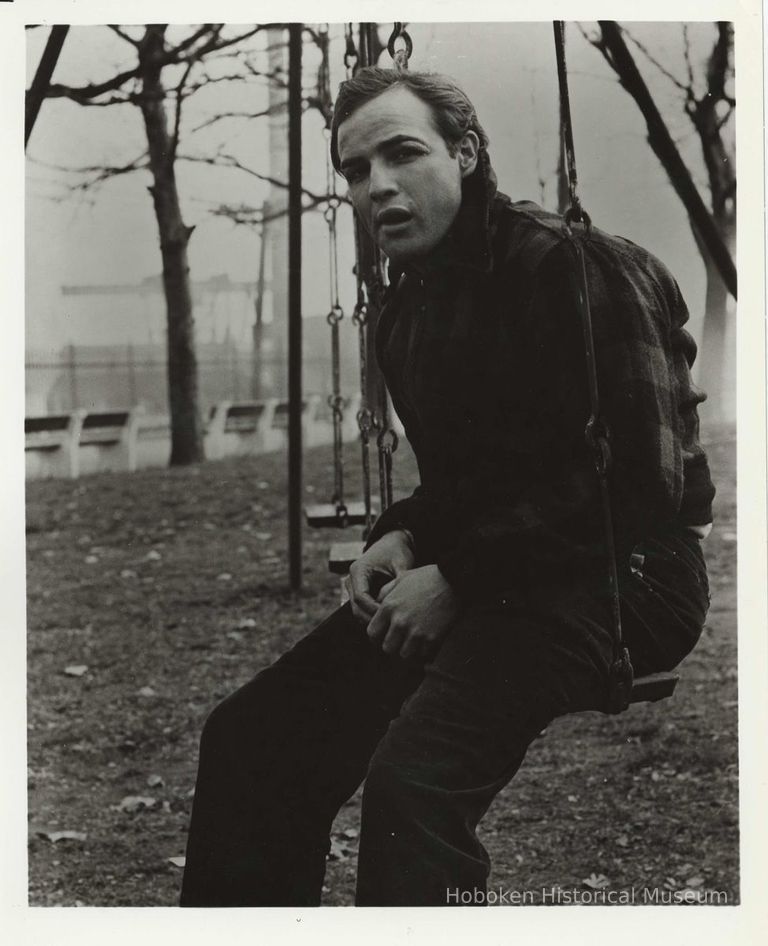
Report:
36,24,268,464
581,21,736,419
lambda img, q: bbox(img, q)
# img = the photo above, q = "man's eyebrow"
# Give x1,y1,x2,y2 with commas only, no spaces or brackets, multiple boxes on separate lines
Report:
339,134,427,171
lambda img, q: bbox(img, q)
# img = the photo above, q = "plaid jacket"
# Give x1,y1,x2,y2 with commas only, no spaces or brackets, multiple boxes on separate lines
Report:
366,150,715,601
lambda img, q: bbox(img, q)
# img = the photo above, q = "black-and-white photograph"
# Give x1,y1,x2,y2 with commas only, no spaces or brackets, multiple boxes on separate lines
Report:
7,0,766,936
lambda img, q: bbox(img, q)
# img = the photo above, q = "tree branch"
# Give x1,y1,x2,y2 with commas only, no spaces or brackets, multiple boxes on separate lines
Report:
623,27,692,95
28,152,150,190
46,66,141,103
178,152,327,204
191,105,284,133
108,25,141,47
170,61,194,161
162,24,216,60
594,21,736,299
171,26,264,63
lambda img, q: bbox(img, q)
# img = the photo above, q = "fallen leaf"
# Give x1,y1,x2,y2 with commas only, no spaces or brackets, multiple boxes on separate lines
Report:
583,873,610,890
227,631,244,642
168,856,186,868
84,555,98,564
615,835,629,848
567,794,578,803
120,569,137,579
138,686,157,698
147,774,164,788
145,550,162,561
64,665,88,677
117,795,157,813
327,837,353,861
38,830,87,843
237,618,257,629
216,573,232,582
255,532,272,541
685,876,705,888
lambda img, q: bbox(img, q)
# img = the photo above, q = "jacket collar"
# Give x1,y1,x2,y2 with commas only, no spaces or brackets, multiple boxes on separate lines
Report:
389,146,498,285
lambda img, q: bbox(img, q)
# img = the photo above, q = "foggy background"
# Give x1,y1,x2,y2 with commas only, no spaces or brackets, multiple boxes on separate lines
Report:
24,21,736,419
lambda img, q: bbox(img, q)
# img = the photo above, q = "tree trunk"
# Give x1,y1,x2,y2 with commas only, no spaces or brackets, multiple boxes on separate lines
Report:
138,26,204,464
694,219,736,423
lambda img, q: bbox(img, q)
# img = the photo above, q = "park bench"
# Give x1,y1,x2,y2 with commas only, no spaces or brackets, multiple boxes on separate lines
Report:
25,412,84,479
205,400,282,460
270,395,328,448
77,408,141,475
134,413,172,470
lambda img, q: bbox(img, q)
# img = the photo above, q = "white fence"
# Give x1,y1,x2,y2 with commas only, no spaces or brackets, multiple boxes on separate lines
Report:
25,395,366,480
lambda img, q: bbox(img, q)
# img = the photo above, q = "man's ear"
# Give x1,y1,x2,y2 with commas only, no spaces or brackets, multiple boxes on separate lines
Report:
457,131,480,178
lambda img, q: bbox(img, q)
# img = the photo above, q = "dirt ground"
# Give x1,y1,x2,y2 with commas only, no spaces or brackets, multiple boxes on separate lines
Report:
26,425,738,907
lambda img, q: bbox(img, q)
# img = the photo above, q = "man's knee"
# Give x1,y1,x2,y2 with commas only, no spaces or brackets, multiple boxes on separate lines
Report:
198,668,274,753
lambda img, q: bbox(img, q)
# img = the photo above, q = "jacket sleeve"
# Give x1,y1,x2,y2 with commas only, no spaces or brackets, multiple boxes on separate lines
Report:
432,239,697,602
363,485,445,565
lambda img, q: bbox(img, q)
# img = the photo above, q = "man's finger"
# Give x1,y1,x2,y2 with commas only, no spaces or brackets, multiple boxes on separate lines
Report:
348,569,381,621
381,621,407,656
366,605,390,644
398,633,421,661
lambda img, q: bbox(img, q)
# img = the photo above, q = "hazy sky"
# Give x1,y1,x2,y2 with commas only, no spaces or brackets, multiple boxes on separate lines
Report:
25,22,730,363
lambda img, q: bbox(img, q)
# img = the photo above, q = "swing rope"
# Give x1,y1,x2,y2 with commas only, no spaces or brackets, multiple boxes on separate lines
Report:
553,21,634,713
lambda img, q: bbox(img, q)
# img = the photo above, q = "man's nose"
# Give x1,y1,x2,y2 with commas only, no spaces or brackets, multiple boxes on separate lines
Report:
368,161,398,202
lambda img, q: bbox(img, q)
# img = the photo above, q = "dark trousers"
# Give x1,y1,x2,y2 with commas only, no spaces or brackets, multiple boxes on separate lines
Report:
180,528,709,907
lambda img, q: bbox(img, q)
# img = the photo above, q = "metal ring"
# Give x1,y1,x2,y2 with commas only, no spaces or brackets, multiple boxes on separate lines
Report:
357,407,373,432
377,428,399,452
564,205,592,235
387,24,413,63
326,305,344,325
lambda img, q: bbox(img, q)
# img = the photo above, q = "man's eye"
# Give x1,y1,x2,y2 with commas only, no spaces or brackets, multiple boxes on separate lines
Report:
393,147,420,161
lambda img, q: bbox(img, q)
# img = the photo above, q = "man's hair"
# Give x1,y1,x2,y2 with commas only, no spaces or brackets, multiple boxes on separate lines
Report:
330,67,490,172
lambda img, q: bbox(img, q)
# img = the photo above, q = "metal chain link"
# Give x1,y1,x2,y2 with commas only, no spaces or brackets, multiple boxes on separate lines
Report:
387,22,412,71
320,25,347,520
344,23,359,78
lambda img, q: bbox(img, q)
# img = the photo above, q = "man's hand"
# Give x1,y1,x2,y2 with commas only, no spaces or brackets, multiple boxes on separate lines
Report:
367,564,459,661
345,529,415,625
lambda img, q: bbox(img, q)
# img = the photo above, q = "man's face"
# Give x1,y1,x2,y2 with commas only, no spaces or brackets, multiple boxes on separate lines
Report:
337,86,477,264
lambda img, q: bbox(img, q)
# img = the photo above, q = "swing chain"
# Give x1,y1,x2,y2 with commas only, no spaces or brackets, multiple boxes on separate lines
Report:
319,26,347,517
556,19,633,713
387,22,412,71
553,21,590,231
344,23,359,77
353,252,375,534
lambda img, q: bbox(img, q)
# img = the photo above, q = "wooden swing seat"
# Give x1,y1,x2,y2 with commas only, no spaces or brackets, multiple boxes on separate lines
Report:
305,502,374,528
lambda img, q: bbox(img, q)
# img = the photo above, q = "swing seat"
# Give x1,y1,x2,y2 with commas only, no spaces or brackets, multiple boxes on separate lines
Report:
628,671,679,704
327,541,681,707
305,502,374,528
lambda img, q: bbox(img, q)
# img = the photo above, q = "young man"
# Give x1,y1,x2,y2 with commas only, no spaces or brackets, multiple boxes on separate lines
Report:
180,68,714,907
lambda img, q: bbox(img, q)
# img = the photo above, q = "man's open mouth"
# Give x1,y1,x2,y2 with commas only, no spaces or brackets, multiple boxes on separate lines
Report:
377,208,412,228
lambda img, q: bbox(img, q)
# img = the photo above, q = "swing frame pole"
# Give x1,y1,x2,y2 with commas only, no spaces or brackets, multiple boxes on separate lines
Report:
287,23,303,590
